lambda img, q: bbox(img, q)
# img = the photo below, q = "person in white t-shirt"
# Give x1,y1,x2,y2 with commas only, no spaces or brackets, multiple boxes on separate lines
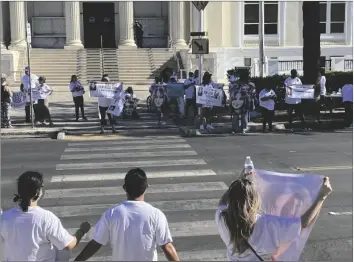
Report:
284,69,306,130
215,173,332,261
1,171,91,261
342,83,353,127
184,72,197,118
74,168,180,261
98,74,116,134
259,86,277,132
21,66,39,123
69,75,87,121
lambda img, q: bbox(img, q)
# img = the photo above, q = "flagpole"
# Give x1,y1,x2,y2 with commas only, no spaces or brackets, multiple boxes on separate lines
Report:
258,0,265,78
24,2,34,128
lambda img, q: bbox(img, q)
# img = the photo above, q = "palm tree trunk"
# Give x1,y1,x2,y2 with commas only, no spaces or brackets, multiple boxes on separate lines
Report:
302,1,321,84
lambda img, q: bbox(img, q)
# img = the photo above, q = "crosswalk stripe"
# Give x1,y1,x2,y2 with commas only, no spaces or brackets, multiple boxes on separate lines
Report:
68,138,186,147
64,144,191,152
67,220,218,243
87,249,227,261
56,158,206,170
44,182,228,199
60,150,198,160
45,199,220,217
50,169,217,183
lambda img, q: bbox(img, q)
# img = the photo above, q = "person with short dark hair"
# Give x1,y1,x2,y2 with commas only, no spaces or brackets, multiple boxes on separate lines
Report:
1,171,91,261
134,20,144,48
74,168,180,261
36,76,54,126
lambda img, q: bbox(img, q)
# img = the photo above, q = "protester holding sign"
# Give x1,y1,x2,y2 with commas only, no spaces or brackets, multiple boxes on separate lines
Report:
1,75,13,128
69,75,87,121
259,86,277,132
1,171,91,261
184,72,198,119
216,173,332,261
98,75,116,134
284,70,306,130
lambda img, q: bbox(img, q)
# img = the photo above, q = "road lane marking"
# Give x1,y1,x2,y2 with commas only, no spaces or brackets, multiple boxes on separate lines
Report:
50,169,217,183
68,138,186,147
291,166,352,171
328,212,353,216
44,182,228,199
64,144,191,152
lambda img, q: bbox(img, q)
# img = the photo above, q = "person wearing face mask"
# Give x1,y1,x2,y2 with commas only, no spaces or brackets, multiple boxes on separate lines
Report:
21,66,39,123
98,74,116,134
69,75,87,121
36,77,54,127
184,72,197,119
0,171,91,261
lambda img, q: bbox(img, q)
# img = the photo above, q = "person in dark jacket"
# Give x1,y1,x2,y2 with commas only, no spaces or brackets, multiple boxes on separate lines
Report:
1,75,13,128
134,20,144,48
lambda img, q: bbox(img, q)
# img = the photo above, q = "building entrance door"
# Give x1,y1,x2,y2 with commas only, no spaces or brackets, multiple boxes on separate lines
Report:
83,2,116,48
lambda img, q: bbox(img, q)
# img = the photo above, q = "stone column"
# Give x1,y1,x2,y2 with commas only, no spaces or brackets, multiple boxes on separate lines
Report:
118,1,136,48
9,1,27,50
64,1,83,49
169,1,187,49
0,2,6,49
346,1,353,46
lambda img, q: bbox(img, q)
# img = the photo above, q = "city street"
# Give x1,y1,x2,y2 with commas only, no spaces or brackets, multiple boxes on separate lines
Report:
1,130,353,261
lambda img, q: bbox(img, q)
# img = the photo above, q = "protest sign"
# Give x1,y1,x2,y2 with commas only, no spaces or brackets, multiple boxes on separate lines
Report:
11,92,27,108
254,169,323,261
196,85,224,107
286,85,314,99
167,83,185,98
31,88,53,101
107,99,124,117
89,81,124,99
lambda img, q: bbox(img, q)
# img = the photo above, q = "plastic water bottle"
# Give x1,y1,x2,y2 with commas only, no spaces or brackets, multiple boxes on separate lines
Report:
244,156,255,173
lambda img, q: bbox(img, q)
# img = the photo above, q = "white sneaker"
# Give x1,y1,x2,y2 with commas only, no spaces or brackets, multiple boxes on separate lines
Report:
160,121,166,126
199,125,205,130
206,124,215,130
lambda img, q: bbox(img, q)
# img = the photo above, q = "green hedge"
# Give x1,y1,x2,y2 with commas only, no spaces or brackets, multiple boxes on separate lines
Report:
231,70,353,94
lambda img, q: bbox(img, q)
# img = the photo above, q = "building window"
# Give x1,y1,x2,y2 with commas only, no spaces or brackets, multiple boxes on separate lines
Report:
320,1,345,34
244,1,278,35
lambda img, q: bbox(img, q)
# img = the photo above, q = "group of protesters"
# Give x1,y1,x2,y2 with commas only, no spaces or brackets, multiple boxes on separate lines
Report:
0,166,333,261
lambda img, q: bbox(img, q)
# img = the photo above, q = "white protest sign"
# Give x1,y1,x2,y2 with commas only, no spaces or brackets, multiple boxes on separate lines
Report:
286,85,314,99
196,85,224,107
11,92,27,108
253,169,323,261
107,99,124,117
89,82,124,99
31,87,53,100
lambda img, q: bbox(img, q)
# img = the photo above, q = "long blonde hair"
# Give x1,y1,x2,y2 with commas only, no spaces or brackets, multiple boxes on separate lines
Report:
221,178,261,255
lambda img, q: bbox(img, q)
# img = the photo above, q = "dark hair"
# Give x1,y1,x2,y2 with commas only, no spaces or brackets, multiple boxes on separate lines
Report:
39,76,46,83
101,74,110,82
126,86,133,94
202,72,211,85
124,168,148,198
70,75,77,82
221,178,260,255
290,69,298,78
13,171,44,212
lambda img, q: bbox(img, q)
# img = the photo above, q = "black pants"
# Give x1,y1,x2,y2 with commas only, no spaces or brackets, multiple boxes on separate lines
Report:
261,107,274,131
185,98,197,118
136,36,143,48
36,99,52,123
344,101,353,127
73,96,85,120
99,106,115,126
25,103,38,123
288,104,305,127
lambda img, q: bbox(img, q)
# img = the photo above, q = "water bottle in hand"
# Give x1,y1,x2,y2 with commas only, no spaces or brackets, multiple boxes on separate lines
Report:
244,156,255,175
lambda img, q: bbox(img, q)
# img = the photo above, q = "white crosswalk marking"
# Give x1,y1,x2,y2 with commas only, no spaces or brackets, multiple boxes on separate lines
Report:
32,136,229,260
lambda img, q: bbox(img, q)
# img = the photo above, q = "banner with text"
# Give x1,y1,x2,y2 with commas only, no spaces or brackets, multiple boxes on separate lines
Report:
11,92,27,108
286,85,315,99
89,82,124,99
196,85,223,107
254,169,323,261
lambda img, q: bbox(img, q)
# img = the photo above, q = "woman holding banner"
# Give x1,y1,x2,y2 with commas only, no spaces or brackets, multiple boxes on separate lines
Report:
198,72,217,130
69,75,87,121
216,173,332,261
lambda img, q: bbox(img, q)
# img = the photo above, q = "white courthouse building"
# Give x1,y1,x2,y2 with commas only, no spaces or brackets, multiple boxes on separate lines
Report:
0,1,353,82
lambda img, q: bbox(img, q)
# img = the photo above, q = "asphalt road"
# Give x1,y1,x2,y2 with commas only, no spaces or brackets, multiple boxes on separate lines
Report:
1,130,353,261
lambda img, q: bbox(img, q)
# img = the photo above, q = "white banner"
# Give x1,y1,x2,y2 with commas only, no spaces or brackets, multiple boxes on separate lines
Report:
11,92,27,108
254,169,323,261
196,85,224,107
286,85,315,99
31,88,53,100
89,82,124,99
107,99,124,117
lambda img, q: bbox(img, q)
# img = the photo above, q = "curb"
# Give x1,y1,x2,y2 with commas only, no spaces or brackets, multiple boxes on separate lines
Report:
57,131,66,140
